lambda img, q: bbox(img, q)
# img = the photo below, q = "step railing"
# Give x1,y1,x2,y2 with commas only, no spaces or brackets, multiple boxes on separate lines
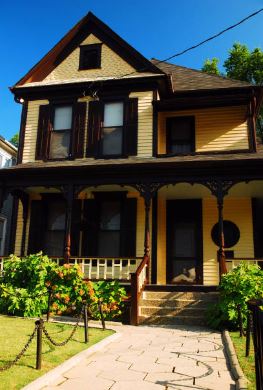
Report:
130,254,149,326
226,258,263,272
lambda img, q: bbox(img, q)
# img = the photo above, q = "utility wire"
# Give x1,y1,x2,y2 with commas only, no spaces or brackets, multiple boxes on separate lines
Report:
87,7,263,95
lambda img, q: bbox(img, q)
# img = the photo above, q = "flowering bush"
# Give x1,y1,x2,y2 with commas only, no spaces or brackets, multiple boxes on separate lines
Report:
0,253,127,320
0,253,89,317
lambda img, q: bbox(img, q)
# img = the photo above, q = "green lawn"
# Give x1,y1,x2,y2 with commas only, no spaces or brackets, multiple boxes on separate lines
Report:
0,315,114,390
230,331,256,390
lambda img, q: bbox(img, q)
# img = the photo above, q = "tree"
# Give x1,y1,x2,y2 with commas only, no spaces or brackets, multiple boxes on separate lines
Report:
9,133,19,148
202,43,263,140
201,58,220,75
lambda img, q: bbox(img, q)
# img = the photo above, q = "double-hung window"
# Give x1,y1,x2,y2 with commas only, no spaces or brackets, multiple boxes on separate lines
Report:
101,102,124,156
49,106,73,159
166,116,195,155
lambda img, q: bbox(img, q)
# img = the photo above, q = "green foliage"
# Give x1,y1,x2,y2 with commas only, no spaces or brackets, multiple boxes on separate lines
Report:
86,280,127,320
0,253,127,321
201,58,220,75
207,263,263,329
0,253,89,317
9,133,19,148
202,43,263,140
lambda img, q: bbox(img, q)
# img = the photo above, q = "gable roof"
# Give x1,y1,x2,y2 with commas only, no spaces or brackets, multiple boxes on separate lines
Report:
15,12,162,86
151,59,252,92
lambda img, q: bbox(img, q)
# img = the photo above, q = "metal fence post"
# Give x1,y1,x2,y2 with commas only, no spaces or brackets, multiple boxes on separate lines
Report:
98,300,106,330
245,310,252,357
83,304,89,343
35,319,43,370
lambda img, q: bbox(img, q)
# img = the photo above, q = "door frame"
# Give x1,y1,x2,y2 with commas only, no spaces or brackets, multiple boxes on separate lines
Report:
166,199,203,285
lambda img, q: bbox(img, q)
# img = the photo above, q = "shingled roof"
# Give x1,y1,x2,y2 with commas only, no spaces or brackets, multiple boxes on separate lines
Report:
151,59,252,92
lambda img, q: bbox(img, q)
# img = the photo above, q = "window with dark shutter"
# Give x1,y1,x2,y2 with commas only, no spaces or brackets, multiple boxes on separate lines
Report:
166,116,195,155
86,98,138,158
72,102,86,158
36,105,50,160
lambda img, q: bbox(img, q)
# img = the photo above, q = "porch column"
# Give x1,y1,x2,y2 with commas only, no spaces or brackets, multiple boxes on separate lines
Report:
205,180,234,278
11,190,29,257
62,185,74,262
135,183,161,258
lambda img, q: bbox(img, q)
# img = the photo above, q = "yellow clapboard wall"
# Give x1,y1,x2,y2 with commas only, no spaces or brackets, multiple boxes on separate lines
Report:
23,91,154,162
158,106,249,154
44,34,136,82
156,196,254,285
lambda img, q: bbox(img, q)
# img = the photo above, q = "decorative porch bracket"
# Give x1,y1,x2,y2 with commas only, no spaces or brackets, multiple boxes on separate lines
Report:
204,180,235,277
134,183,161,258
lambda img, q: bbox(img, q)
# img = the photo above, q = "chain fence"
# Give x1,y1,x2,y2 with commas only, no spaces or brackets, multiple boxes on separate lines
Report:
0,323,38,372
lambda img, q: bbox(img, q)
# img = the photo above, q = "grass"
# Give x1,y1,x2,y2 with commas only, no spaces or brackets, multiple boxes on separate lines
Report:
0,315,114,390
229,331,256,390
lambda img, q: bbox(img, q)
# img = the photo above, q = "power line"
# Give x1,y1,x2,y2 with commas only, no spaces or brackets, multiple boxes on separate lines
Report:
87,7,263,95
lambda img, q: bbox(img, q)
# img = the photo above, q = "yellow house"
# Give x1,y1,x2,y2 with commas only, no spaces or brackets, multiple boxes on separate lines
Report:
1,12,263,324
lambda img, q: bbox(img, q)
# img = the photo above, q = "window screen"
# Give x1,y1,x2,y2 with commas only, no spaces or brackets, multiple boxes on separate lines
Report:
101,102,124,156
167,116,194,154
49,106,72,159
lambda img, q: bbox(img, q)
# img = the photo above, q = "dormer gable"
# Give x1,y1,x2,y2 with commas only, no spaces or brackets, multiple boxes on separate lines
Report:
14,12,162,87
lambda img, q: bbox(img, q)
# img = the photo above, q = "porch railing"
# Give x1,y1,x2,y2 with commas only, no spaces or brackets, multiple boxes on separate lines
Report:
226,258,263,272
130,254,149,326
0,256,143,281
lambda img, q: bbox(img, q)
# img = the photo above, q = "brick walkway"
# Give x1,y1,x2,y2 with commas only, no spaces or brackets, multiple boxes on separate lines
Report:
44,325,235,390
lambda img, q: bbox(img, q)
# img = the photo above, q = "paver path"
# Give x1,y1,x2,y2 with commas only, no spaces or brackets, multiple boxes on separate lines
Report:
44,325,235,390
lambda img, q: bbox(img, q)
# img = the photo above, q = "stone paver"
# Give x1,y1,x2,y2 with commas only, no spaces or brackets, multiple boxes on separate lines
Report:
43,325,235,390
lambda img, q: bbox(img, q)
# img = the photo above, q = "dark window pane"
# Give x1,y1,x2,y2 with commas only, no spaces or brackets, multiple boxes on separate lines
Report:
173,222,196,257
49,131,70,159
171,143,192,154
98,231,120,257
47,202,66,230
44,201,66,256
81,49,100,69
45,231,65,256
102,127,122,155
100,201,120,230
167,116,194,154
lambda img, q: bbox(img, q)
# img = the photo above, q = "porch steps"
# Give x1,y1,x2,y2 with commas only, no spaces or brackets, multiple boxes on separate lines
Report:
138,290,218,326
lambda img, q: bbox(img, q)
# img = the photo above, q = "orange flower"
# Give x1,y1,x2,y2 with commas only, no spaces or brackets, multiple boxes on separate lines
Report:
79,289,84,296
45,281,51,287
63,264,71,269
64,295,70,303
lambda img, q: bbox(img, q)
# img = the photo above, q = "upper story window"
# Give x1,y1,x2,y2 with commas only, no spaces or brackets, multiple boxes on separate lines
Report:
79,44,102,70
166,116,195,155
101,102,124,156
36,102,86,161
87,98,138,158
49,105,72,159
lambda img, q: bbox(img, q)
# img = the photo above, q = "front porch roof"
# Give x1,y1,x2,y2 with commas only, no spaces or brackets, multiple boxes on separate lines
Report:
1,148,263,188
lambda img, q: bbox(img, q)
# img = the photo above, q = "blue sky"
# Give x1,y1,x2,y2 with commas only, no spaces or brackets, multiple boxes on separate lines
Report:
1,0,263,140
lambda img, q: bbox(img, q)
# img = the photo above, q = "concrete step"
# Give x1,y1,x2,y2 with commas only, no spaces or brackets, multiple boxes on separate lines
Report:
139,315,207,326
140,306,207,316
139,298,214,308
142,291,219,301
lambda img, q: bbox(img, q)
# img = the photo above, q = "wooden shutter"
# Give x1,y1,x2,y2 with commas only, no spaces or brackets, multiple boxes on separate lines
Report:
35,105,50,160
120,198,137,257
124,98,138,156
86,101,103,157
71,102,86,159
28,201,45,254
70,200,82,256
81,199,98,256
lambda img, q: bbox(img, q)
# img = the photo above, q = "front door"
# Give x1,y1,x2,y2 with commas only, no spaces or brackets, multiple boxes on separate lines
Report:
166,200,203,284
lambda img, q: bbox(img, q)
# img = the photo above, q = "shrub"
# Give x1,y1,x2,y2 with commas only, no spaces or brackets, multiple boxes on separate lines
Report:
0,253,127,320
86,280,127,321
0,253,89,317
207,262,263,329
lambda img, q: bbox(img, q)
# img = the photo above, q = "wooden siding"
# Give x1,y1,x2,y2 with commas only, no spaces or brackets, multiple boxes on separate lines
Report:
203,197,254,285
14,201,23,255
44,34,135,82
158,106,249,154
130,91,153,157
23,99,49,163
156,196,254,286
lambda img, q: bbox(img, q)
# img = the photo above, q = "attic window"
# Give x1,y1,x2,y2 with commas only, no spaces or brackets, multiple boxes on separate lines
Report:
79,44,101,70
